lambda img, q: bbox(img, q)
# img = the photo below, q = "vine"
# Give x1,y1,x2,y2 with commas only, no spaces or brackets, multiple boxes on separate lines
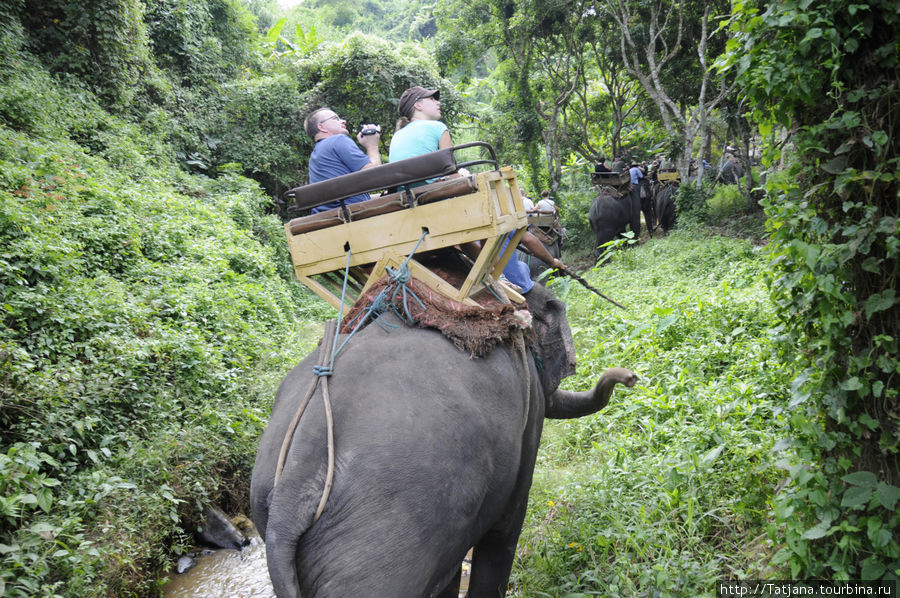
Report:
729,0,899,579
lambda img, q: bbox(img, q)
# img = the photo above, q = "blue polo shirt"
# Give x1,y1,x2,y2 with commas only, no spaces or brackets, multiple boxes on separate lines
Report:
309,135,373,213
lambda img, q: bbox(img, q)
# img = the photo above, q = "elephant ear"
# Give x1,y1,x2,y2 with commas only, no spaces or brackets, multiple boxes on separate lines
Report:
524,284,577,397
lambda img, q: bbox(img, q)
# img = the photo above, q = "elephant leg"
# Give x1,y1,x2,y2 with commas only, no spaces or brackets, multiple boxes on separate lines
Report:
434,567,462,598
629,189,642,237
466,528,521,598
642,196,655,237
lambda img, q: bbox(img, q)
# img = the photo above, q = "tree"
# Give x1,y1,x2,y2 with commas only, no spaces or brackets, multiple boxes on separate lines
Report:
730,0,899,579
437,0,599,192
568,23,643,163
17,0,153,107
603,0,734,181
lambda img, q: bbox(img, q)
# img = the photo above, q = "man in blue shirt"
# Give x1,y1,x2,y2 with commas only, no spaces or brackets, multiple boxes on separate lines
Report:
304,107,382,213
500,231,564,294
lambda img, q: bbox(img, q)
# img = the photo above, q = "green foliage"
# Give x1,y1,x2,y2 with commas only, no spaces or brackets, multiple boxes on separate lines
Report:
727,0,900,581
16,0,153,107
273,0,437,44
674,180,712,225
0,97,322,594
555,164,600,254
144,0,259,87
515,232,788,595
707,184,747,220
212,74,306,195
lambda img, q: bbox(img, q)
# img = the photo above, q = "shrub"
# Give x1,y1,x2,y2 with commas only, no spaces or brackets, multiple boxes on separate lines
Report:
513,231,790,595
0,119,319,595
707,184,745,220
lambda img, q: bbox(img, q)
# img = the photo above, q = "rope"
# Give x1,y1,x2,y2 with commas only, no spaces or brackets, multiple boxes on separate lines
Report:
272,319,338,525
271,230,430,524
331,229,430,358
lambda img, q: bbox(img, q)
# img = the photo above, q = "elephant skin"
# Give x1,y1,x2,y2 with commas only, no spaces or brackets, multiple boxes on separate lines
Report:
719,159,743,185
652,182,677,234
200,506,249,550
588,187,639,254
250,284,636,598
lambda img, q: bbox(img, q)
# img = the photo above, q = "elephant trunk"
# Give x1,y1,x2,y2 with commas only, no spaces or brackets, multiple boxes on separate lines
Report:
545,367,637,419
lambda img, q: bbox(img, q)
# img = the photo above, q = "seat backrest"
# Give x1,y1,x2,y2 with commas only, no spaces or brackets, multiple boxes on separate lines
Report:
286,149,459,212
590,171,630,188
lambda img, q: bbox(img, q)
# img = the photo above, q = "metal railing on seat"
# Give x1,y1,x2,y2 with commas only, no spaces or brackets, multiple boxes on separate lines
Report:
282,143,528,314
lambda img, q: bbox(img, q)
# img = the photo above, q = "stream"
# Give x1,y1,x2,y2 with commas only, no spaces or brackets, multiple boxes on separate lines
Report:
162,536,472,597
162,535,274,598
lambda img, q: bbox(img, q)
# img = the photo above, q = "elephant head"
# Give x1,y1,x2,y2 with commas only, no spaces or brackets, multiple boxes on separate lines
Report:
523,282,577,397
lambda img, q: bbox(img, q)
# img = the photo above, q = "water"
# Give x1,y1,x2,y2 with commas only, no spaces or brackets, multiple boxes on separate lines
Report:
162,535,274,598
162,536,471,597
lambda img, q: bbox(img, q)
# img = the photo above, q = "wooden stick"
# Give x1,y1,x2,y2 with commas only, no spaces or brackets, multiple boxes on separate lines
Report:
556,264,627,309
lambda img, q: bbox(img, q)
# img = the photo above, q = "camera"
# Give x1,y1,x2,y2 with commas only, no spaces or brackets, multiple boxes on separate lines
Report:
359,126,379,136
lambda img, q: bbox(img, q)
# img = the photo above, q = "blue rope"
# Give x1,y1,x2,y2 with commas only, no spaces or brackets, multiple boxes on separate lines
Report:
317,229,430,374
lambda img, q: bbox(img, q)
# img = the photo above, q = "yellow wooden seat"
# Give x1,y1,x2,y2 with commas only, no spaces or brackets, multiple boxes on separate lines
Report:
657,170,680,183
590,171,631,188
283,144,529,314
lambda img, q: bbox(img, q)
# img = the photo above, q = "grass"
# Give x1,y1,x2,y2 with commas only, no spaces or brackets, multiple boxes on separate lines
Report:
511,230,793,597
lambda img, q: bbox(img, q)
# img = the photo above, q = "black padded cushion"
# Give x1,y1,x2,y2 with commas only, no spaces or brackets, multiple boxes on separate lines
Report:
286,176,479,236
286,148,459,212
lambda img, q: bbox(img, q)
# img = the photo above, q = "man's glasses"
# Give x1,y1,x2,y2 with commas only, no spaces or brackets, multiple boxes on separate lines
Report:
321,114,343,124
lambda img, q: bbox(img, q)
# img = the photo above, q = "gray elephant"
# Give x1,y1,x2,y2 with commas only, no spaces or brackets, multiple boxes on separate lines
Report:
651,181,677,234
250,283,636,597
719,157,743,184
588,186,641,255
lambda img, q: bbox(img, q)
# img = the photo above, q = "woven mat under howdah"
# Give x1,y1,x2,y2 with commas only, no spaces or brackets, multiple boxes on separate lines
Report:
341,267,532,357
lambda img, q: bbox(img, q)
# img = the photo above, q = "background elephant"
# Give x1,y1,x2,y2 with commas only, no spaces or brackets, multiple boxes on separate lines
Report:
719,158,743,184
638,179,656,237
250,284,636,598
588,187,638,255
651,181,677,234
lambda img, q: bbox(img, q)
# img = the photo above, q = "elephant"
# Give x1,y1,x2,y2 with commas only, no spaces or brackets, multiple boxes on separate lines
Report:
588,186,640,255
719,158,743,185
651,181,677,235
250,283,636,597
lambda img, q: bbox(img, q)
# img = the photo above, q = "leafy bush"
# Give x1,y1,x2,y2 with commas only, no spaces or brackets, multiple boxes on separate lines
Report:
674,181,712,225
730,0,900,580
0,114,322,595
212,74,306,196
16,0,153,108
707,184,745,220
557,186,597,255
513,231,790,596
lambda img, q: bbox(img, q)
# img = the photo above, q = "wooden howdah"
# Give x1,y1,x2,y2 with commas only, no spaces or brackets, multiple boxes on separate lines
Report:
590,171,631,189
284,164,529,315
657,170,680,183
